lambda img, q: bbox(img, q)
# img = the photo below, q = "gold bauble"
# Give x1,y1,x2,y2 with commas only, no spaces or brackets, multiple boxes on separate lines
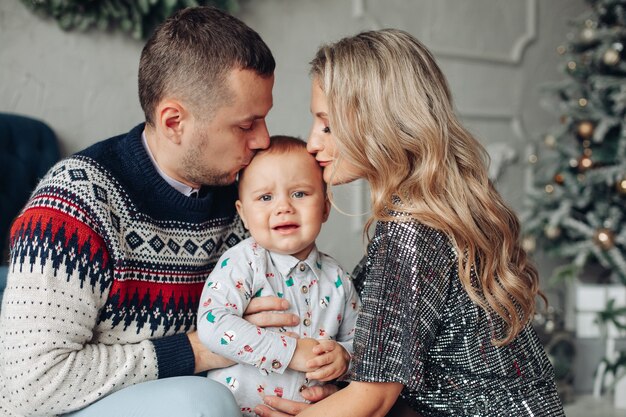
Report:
557,45,567,55
522,236,537,253
604,48,621,66
617,177,626,194
545,225,561,240
593,228,615,251
578,155,593,171
545,184,555,194
577,121,594,139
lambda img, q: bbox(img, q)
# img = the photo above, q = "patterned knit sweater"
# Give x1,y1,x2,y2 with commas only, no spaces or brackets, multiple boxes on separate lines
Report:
0,124,247,416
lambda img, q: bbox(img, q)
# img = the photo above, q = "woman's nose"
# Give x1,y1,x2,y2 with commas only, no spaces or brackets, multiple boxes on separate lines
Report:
306,134,323,154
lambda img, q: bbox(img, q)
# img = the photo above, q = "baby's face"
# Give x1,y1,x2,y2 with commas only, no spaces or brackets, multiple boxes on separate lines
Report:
236,149,330,260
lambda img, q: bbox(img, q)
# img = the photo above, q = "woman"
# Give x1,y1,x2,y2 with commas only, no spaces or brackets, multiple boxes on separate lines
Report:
256,29,564,417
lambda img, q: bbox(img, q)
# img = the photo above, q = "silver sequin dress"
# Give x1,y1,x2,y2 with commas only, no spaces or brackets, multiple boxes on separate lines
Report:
348,218,565,416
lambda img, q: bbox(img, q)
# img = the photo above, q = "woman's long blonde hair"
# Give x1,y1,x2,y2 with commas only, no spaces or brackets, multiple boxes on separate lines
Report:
310,29,543,346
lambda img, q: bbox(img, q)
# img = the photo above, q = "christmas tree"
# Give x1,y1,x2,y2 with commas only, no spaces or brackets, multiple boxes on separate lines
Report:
524,0,626,284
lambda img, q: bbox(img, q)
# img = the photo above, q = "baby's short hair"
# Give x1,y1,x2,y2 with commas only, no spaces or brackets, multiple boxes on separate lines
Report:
238,135,325,191
264,135,308,154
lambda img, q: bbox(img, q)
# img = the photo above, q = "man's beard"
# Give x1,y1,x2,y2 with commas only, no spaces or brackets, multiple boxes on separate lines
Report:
181,132,235,187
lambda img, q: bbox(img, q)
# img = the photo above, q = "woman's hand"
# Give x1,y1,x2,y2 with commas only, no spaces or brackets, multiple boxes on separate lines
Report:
254,384,339,416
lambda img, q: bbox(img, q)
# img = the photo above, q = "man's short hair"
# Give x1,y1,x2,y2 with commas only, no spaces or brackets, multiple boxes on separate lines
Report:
138,6,275,125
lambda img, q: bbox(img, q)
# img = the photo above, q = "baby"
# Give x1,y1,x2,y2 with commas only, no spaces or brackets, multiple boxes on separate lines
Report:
197,135,360,416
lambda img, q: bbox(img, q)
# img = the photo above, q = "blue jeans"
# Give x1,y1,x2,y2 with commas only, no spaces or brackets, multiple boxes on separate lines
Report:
64,376,241,417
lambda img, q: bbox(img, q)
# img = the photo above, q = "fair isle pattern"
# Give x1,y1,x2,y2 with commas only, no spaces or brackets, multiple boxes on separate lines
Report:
0,147,246,416
12,156,245,335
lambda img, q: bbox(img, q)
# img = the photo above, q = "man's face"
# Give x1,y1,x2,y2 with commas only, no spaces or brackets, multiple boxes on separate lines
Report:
236,149,330,260
181,68,274,187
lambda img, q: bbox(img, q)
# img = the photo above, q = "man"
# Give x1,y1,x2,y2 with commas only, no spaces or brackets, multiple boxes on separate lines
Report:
0,6,307,416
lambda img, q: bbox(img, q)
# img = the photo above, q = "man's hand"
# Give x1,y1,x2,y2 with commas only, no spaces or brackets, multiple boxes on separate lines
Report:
254,384,339,417
305,340,350,381
188,331,235,373
190,296,299,373
244,296,300,329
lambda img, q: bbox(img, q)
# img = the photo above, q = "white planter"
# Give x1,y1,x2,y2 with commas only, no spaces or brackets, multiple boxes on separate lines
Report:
615,375,626,409
576,283,626,339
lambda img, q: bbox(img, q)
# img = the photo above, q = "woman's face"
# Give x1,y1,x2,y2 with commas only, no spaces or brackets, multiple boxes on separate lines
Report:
307,80,362,185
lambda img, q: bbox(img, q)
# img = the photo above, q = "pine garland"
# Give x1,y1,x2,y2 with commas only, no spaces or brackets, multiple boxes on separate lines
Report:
21,0,240,39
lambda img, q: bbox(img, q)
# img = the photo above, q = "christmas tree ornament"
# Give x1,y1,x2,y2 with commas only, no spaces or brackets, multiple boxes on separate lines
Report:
578,155,593,170
567,61,577,72
582,140,591,148
545,134,557,148
522,235,537,253
583,148,593,157
579,98,588,107
528,154,538,164
577,121,594,139
554,173,565,185
545,184,555,194
569,158,579,168
544,225,562,240
604,47,621,66
593,228,616,250
617,177,626,194
557,45,567,55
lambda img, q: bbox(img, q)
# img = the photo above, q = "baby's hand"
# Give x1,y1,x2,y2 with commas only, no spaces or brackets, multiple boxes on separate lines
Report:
288,338,320,372
304,340,351,382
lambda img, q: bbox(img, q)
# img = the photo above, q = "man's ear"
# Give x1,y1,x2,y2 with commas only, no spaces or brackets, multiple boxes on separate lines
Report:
235,200,248,229
155,100,188,145
321,197,331,223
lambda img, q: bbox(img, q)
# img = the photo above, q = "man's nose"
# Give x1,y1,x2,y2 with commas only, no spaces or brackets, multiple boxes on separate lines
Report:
249,121,270,150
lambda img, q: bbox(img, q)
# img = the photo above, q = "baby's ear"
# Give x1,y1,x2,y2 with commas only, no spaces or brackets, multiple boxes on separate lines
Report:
322,198,331,223
235,200,248,229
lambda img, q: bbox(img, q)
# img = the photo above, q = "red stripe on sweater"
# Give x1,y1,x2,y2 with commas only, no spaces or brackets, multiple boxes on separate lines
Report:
11,206,110,267
110,279,205,307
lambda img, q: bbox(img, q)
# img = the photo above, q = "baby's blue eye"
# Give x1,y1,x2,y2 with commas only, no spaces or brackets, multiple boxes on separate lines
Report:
292,191,306,198
259,194,272,201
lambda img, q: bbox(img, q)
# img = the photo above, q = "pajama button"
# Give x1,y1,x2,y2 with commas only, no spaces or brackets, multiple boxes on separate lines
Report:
299,263,306,272
303,318,311,326
272,360,282,369
301,285,309,294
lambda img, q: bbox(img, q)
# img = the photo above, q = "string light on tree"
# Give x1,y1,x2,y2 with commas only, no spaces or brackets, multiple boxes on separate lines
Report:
617,177,626,194
593,228,616,250
544,225,562,240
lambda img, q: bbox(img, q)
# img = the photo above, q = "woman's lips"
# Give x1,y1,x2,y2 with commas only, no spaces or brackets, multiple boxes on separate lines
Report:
317,160,331,167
